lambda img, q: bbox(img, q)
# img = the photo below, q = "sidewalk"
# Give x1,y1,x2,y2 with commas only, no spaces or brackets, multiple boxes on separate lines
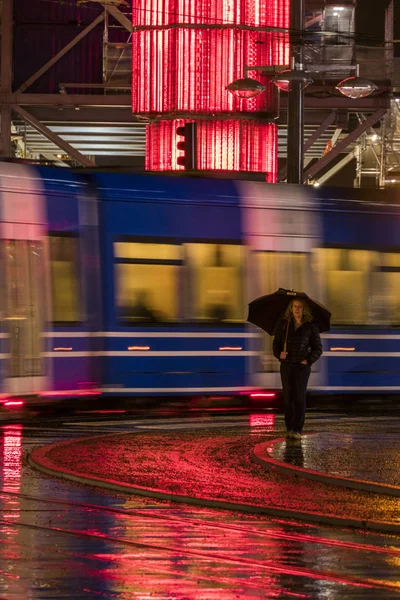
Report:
30,420,400,535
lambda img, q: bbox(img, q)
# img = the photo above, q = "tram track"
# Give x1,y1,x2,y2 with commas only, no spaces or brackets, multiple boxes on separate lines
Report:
1,488,400,559
0,514,399,593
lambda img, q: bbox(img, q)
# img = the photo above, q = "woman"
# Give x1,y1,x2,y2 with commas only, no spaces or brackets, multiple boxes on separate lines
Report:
273,299,322,440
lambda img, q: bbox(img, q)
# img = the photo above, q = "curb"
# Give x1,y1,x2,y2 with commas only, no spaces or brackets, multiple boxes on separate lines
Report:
252,436,400,498
29,438,400,536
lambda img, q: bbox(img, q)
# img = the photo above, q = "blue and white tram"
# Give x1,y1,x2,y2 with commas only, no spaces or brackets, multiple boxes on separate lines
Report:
1,162,400,407
89,173,400,398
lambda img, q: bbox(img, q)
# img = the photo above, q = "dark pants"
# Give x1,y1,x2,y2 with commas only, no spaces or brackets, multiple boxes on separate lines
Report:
280,362,311,434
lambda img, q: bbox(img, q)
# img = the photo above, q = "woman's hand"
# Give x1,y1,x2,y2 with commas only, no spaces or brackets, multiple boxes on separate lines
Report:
280,352,288,360
301,359,308,365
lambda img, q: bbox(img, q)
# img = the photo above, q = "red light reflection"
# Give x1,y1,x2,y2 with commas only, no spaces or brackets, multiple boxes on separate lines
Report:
79,410,127,415
2,424,22,493
39,389,99,398
249,413,275,430
4,400,24,408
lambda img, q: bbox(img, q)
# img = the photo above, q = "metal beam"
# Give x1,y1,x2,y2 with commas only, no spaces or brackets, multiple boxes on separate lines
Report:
0,106,12,157
16,13,105,94
279,111,337,181
1,0,13,92
279,96,390,111
22,106,136,122
315,150,357,185
1,93,132,106
303,112,337,153
330,128,343,147
41,154,71,168
304,109,387,181
59,83,131,91
98,3,132,32
12,105,96,167
5,93,389,111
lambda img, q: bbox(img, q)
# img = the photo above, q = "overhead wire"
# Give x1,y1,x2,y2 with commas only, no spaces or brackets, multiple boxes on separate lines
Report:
29,0,397,47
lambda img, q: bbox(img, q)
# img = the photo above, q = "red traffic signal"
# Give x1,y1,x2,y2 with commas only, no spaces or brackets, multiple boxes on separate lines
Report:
176,122,197,170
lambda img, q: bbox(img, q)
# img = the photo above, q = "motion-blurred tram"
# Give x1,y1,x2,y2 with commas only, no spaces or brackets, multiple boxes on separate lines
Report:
0,161,400,408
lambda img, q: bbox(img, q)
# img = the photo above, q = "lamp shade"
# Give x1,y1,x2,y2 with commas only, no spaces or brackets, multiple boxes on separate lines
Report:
272,69,313,92
226,77,267,99
336,76,378,99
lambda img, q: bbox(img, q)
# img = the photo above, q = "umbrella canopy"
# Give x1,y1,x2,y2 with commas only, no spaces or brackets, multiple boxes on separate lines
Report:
248,288,331,335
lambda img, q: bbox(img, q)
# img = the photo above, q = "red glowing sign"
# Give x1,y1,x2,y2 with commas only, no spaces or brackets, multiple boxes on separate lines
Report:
132,0,289,117
146,119,277,180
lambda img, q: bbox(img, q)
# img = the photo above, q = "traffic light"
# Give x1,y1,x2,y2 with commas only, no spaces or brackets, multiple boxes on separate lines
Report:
176,122,197,170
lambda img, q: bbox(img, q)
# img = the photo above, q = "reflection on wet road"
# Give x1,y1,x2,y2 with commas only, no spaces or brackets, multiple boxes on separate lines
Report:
1,414,400,599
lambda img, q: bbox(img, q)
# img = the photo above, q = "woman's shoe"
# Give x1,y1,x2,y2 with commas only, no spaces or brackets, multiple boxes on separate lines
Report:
291,431,302,440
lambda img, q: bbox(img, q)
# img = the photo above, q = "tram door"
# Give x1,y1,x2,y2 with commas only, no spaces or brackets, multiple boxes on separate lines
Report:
3,240,48,395
0,163,49,396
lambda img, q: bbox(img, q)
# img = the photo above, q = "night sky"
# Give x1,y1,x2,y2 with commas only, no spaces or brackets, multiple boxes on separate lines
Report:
356,0,391,41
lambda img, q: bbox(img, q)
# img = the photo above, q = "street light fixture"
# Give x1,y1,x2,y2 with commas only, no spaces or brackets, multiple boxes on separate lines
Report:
335,75,378,99
226,77,266,99
335,63,378,99
227,62,378,184
272,68,314,92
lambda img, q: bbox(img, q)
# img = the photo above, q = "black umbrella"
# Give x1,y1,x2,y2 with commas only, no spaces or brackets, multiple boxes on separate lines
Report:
247,288,331,335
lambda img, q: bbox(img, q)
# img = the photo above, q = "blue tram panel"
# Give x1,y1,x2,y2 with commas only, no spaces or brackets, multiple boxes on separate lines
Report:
93,172,251,398
318,186,400,248
313,186,400,394
38,167,83,233
36,167,102,402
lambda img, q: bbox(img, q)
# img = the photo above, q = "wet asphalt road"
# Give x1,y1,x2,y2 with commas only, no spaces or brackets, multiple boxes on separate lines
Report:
1,408,400,599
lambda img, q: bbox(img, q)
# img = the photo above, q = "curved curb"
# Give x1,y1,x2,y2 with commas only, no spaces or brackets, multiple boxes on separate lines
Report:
29,437,400,536
252,435,400,498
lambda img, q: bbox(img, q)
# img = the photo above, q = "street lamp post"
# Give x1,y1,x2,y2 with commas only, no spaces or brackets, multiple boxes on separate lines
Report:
287,0,305,184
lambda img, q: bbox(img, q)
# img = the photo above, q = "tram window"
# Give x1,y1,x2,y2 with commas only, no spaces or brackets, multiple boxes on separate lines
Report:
114,242,182,323
185,243,244,322
49,236,80,323
114,242,180,261
255,251,307,295
370,253,400,326
317,248,376,325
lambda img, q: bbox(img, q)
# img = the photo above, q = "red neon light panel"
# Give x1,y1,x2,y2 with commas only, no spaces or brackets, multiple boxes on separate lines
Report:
146,119,277,181
132,0,289,117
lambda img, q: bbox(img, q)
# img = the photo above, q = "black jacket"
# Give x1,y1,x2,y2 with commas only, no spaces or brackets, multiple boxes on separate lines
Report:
272,319,323,365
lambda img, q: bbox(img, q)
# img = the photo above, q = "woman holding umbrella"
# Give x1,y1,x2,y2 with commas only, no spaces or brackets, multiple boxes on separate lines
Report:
272,298,323,440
